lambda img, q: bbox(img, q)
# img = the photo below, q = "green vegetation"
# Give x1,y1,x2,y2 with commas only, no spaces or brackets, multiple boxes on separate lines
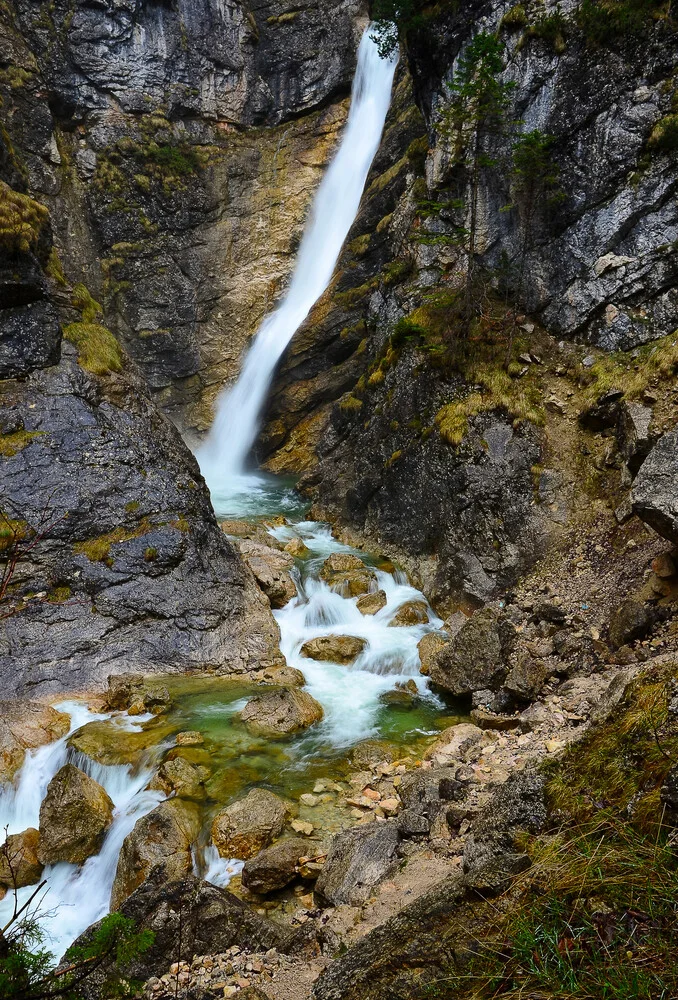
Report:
0,910,153,1000
425,663,678,1000
370,0,427,56
339,394,364,413
0,180,49,255
501,4,528,29
576,0,671,45
0,429,42,458
74,519,154,566
45,247,67,286
62,322,123,375
72,282,104,323
520,8,568,52
581,333,678,401
648,113,678,153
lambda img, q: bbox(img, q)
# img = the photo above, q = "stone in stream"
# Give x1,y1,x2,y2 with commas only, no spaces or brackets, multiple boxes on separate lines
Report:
235,539,298,608
68,718,175,766
148,756,210,800
320,552,376,596
240,688,324,736
111,799,201,910
0,828,43,889
284,537,311,558
428,607,516,696
417,631,449,676
0,700,70,783
300,634,367,664
104,673,172,715
314,823,400,906
356,590,387,615
241,837,310,894
211,788,288,860
387,601,429,627
38,764,114,865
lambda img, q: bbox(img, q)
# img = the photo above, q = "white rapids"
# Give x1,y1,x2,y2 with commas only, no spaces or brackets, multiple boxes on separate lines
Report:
197,30,398,500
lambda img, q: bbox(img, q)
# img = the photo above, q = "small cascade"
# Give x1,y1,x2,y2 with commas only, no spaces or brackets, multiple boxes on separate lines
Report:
198,30,397,500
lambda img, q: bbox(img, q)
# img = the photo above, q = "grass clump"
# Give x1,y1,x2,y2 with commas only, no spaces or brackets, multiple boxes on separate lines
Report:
521,9,569,52
0,180,49,255
576,0,671,45
501,3,528,29
72,282,103,323
339,395,364,413
74,519,153,567
62,322,123,375
648,114,678,153
582,333,678,402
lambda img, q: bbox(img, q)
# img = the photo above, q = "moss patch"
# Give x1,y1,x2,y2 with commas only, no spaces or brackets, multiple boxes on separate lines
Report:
62,322,123,375
74,519,154,567
0,179,49,255
0,429,42,458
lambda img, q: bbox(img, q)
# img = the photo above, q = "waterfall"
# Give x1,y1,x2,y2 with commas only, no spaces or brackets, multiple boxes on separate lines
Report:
197,30,397,495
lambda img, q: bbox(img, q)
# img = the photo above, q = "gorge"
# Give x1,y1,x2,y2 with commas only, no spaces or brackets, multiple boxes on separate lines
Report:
1,1,678,998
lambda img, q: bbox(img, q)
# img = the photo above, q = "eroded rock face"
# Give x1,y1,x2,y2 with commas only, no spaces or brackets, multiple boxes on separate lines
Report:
236,540,298,609
241,837,309,894
111,799,201,910
211,788,288,860
240,688,324,736
633,428,678,542
300,635,367,664
0,828,43,889
428,608,516,697
0,700,70,782
38,764,114,865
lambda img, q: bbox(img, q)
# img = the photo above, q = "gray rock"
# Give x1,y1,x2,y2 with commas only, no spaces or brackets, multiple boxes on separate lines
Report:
633,428,678,542
505,651,550,700
211,788,288,860
616,401,655,475
429,607,516,696
314,823,400,906
241,837,309,894
608,598,653,648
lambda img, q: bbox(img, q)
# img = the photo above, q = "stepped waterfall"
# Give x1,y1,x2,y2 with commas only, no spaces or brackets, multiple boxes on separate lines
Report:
197,30,397,502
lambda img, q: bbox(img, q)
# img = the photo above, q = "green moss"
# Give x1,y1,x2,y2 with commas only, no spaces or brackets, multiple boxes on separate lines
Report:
72,282,103,323
347,234,371,257
62,322,123,375
0,180,49,255
365,154,409,196
45,247,67,286
339,395,363,413
48,585,71,603
405,134,429,172
0,429,42,457
582,333,678,402
144,547,158,562
501,3,528,28
647,114,678,153
74,519,153,566
125,501,140,513
381,257,414,287
0,64,35,88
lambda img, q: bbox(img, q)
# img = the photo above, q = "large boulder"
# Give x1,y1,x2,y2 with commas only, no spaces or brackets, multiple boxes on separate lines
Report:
417,632,449,675
0,700,70,782
241,837,310,894
632,428,678,542
0,828,43,889
211,788,288,860
240,688,324,736
38,764,114,865
110,799,201,910
356,590,387,615
68,719,174,766
387,601,429,627
236,539,297,608
314,823,400,906
148,756,210,800
428,608,516,696
103,673,172,715
616,401,655,475
608,598,654,648
320,553,376,596
300,635,367,664
68,872,291,999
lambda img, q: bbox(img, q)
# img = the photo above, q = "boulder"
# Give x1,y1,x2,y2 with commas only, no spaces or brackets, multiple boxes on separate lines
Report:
247,664,307,687
397,767,466,836
349,741,395,770
300,635,367,664
104,673,172,715
38,764,114,865
69,872,290,998
284,537,311,558
504,651,550,699
417,631,449,675
387,601,429,627
616,401,654,475
0,828,43,889
0,700,70,782
110,799,201,910
424,723,483,765
315,823,400,906
356,590,387,615
320,553,375,596
632,428,678,542
241,837,309,894
237,540,297,608
211,788,288,860
240,689,324,736
608,598,653,648
428,607,516,696
148,756,209,800
68,719,174,766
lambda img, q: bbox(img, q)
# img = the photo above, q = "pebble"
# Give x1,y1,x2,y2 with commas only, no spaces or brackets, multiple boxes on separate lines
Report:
291,819,314,835
300,792,320,807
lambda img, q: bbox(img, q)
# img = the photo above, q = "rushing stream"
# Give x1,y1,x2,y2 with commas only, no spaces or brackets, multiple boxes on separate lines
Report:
0,29,460,965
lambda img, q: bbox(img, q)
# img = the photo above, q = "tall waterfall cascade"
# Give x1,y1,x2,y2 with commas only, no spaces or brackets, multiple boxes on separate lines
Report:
197,31,398,500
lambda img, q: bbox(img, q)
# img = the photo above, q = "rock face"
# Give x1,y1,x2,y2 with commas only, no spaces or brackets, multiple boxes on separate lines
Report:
314,823,400,906
110,799,201,911
38,764,114,865
211,788,288,860
0,700,70,782
104,674,172,715
241,837,309,894
235,540,298,609
632,428,678,542
240,688,324,736
428,608,516,697
0,828,43,889
300,635,367,663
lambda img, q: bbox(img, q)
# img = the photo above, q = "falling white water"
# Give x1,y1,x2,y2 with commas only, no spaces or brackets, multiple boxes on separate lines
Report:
269,522,444,747
198,30,398,500
0,703,164,962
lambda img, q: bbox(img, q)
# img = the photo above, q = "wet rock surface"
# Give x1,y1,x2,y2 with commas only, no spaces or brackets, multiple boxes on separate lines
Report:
240,688,324,736
211,789,288,861
38,764,114,865
0,700,70,782
300,635,367,664
0,828,43,890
